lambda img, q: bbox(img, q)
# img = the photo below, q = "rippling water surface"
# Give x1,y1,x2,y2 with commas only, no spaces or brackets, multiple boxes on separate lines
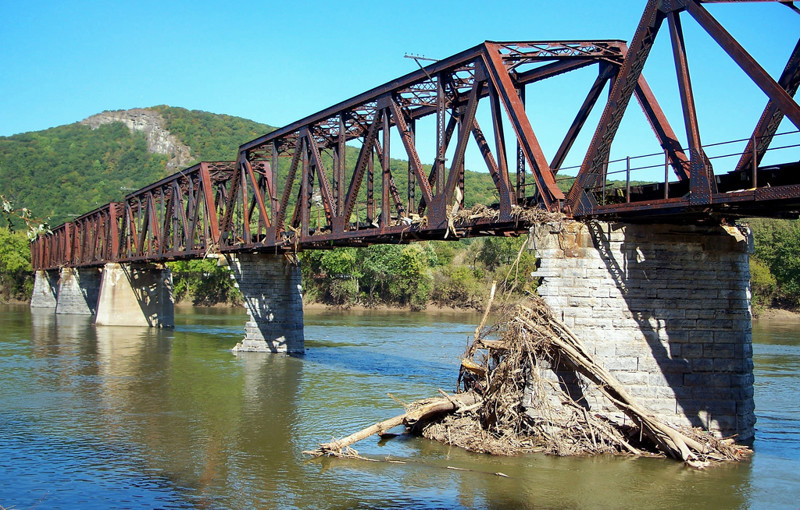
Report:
0,304,798,509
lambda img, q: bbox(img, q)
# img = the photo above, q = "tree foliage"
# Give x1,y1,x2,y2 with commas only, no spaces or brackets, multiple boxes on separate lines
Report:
299,236,535,311
0,227,33,301
170,258,242,306
151,105,274,163
748,218,800,308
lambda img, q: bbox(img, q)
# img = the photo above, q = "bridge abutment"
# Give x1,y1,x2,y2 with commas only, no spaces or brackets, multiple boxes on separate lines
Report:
95,262,174,328
31,270,60,308
227,253,304,354
530,220,755,441
55,267,101,315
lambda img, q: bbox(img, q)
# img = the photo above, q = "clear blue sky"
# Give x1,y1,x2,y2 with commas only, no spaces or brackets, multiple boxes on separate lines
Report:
1,1,798,175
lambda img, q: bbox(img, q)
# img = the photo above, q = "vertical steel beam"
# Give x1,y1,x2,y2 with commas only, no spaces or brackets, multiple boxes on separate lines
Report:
445,83,481,203
276,141,303,233
110,203,119,261
472,118,514,216
199,162,221,244
483,43,564,210
303,128,336,222
343,111,382,225
669,10,716,203
336,116,346,215
381,108,391,227
515,85,526,204
387,96,434,207
299,138,310,236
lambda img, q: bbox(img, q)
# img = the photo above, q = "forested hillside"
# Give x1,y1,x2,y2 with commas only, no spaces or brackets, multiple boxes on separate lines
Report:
0,106,275,227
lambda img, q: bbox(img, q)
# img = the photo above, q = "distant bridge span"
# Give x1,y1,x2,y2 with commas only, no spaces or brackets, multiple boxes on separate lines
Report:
31,0,800,270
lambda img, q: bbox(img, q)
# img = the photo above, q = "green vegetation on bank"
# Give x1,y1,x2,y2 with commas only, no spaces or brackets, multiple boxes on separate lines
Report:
0,228,33,301
165,236,535,311
747,218,800,312
171,258,243,306
299,236,536,311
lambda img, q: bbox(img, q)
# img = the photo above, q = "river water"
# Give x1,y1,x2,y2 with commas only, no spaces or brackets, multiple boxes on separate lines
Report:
0,304,797,509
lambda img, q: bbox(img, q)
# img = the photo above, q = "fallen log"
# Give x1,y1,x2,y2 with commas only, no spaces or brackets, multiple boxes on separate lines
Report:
304,392,480,457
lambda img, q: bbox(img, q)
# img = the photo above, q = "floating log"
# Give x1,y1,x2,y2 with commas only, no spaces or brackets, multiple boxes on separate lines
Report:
304,392,480,457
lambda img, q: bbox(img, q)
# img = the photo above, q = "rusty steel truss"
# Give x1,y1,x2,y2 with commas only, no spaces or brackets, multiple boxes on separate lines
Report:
31,0,800,270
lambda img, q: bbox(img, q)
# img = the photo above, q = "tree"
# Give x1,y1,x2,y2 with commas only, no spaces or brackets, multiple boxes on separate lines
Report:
749,218,800,306
170,258,242,306
0,228,33,301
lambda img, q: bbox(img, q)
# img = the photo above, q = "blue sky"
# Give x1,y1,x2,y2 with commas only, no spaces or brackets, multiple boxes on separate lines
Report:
1,1,798,176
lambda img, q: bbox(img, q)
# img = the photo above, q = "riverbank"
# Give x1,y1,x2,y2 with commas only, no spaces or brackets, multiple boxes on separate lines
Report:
173,299,481,314
754,307,800,321
175,298,800,322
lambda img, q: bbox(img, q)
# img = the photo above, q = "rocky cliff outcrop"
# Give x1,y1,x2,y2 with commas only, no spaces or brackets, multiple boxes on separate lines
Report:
80,109,193,170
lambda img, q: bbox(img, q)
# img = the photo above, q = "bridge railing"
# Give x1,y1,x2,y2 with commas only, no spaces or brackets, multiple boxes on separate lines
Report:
558,129,800,215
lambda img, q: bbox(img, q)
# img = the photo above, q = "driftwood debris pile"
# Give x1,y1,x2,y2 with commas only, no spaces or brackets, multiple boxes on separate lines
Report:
306,293,751,468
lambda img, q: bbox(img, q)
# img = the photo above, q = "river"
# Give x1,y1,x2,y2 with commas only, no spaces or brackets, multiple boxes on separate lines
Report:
0,304,797,509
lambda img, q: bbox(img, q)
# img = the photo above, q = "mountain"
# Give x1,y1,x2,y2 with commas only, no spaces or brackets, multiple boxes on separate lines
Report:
0,106,275,226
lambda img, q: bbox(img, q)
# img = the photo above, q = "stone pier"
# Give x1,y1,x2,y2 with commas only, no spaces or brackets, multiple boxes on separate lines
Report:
55,267,101,315
95,262,174,328
530,221,755,441
227,253,304,354
30,270,60,308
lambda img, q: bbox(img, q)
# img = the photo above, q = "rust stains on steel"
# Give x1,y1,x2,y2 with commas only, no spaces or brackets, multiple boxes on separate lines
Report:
31,1,800,271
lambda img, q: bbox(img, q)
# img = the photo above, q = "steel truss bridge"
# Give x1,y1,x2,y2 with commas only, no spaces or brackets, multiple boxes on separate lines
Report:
32,0,800,271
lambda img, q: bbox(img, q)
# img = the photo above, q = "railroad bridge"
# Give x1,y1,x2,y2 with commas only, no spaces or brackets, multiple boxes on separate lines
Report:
28,1,800,440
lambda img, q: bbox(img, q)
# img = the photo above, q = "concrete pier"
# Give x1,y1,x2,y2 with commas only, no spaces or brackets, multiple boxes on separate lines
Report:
530,221,755,441
30,270,60,308
95,262,174,328
55,267,101,315
227,253,304,354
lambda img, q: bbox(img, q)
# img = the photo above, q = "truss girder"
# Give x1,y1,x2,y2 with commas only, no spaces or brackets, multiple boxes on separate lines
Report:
566,0,800,217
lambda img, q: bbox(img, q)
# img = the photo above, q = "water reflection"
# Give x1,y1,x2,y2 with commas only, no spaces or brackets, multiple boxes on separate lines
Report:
0,306,797,508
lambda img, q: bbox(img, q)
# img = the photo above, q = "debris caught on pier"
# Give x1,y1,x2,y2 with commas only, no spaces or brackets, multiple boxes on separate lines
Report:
306,287,751,468
428,296,752,467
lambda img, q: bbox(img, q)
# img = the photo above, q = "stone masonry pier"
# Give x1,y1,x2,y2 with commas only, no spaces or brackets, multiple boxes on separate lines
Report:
30,269,59,308
55,267,101,315
530,220,755,441
31,263,174,328
227,253,304,354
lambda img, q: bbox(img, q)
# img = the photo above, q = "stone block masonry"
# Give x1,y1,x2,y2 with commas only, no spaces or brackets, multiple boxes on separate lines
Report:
30,270,59,308
530,220,755,441
55,267,101,315
227,253,304,354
